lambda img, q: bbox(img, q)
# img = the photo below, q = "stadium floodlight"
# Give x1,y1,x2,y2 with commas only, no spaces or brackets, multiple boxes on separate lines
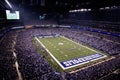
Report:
80,9,84,12
84,9,87,11
88,9,91,11
100,8,104,10
105,7,110,9
5,0,12,8
69,10,72,12
74,10,77,12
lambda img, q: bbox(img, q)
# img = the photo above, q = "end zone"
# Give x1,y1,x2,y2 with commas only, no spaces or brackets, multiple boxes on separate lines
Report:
35,35,107,70
60,53,107,69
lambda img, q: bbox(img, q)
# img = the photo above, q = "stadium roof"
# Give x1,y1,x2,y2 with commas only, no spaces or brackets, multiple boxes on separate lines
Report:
0,0,120,13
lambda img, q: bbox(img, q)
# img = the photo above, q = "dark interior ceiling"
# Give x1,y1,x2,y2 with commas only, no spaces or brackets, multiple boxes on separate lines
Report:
0,0,120,14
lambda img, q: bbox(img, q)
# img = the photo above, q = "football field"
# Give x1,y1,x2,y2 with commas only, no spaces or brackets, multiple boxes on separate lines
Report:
35,35,107,70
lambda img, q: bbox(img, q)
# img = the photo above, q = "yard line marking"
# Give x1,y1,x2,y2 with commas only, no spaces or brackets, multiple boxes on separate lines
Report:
36,36,107,70
65,55,68,57
51,59,54,63
61,36,105,55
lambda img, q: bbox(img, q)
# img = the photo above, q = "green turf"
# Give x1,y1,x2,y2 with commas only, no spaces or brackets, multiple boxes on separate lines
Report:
38,36,104,62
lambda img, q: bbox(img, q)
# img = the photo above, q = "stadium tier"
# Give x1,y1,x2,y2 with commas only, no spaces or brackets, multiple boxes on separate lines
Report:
0,0,120,80
0,27,120,80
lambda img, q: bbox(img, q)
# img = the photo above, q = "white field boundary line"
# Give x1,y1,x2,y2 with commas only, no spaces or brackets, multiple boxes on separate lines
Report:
61,36,107,57
35,36,107,70
61,36,107,68
35,37,65,70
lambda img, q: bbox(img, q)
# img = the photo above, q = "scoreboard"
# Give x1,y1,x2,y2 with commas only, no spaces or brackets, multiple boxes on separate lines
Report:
6,10,20,20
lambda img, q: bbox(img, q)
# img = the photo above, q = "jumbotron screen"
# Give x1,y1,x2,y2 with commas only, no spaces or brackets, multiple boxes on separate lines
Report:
6,10,20,20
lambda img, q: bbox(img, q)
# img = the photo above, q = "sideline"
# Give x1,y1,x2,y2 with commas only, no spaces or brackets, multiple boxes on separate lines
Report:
35,36,107,70
35,37,65,69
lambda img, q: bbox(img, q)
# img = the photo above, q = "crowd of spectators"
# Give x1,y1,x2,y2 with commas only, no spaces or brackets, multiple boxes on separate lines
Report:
0,27,120,80
65,56,120,80
0,30,18,80
14,29,62,80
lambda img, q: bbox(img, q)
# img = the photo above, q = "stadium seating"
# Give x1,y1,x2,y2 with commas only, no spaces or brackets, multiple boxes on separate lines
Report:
0,27,120,80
